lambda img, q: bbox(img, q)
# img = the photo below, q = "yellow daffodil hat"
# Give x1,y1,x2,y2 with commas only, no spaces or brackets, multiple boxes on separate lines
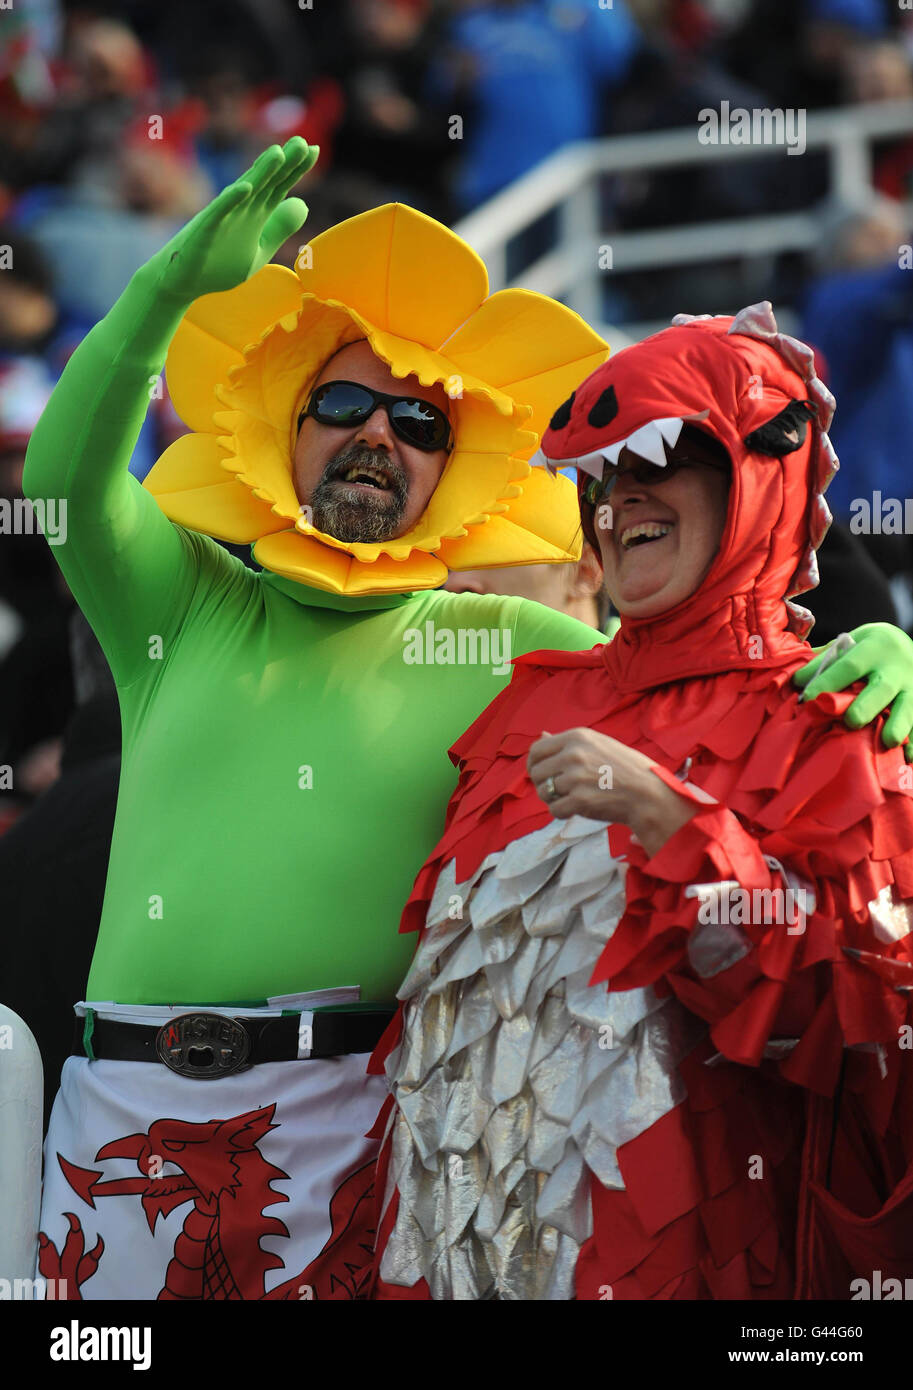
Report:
143,203,609,595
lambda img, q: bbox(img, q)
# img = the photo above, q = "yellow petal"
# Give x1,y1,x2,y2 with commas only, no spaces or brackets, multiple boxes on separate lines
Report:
151,482,289,542
363,328,519,419
414,447,527,549
143,430,228,492
144,434,290,541
498,466,584,555
439,467,583,569
254,530,447,594
215,408,302,520
156,205,607,598
218,299,373,518
166,265,302,433
296,204,488,350
443,288,609,444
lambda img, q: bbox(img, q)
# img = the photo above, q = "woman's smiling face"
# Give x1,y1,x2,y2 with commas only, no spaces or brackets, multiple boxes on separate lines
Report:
594,431,731,619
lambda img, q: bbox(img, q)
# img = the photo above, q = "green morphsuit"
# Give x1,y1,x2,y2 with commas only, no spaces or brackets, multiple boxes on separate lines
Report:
23,140,913,1008
22,143,604,1005
22,335,602,1002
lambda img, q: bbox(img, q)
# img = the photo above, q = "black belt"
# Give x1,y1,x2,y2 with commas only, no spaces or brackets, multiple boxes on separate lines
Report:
72,1007,395,1079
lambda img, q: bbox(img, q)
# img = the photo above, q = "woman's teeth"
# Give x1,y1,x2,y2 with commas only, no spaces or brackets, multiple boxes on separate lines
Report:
620,521,673,549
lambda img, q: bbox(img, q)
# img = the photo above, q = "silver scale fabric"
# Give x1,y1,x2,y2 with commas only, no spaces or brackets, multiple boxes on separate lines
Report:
378,814,708,1300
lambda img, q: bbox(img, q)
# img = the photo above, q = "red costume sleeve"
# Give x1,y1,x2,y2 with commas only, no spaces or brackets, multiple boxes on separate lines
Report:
596,721,913,1086
578,709,913,1299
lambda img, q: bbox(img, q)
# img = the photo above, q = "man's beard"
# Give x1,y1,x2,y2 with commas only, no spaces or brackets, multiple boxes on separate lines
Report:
310,444,410,543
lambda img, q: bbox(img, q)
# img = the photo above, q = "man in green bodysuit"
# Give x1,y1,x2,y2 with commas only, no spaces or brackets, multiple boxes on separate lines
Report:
22,140,913,1300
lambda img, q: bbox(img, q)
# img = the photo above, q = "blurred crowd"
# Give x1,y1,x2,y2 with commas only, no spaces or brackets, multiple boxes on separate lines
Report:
0,0,912,839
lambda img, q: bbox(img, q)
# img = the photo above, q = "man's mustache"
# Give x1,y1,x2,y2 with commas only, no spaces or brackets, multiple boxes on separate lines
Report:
321,445,409,503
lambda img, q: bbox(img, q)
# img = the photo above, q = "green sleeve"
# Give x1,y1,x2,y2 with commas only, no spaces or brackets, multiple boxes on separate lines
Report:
22,264,201,687
511,597,606,658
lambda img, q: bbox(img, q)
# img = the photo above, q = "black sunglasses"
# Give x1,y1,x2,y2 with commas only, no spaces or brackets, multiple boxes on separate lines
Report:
582,453,729,508
298,380,453,453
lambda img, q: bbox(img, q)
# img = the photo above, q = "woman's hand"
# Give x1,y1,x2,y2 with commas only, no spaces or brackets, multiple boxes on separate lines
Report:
527,728,697,858
148,137,319,305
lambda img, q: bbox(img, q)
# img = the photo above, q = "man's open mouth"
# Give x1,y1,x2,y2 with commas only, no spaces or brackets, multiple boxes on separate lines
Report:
337,463,393,491
620,521,674,550
311,448,409,542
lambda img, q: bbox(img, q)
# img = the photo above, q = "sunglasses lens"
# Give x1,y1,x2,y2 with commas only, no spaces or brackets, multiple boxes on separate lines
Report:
308,382,450,450
391,399,449,450
313,383,375,423
601,459,679,492
637,461,672,485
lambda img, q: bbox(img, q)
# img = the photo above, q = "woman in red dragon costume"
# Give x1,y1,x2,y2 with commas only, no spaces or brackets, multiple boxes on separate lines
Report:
368,303,913,1301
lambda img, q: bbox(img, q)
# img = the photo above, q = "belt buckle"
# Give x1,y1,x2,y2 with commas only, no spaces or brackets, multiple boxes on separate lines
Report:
155,1012,251,1079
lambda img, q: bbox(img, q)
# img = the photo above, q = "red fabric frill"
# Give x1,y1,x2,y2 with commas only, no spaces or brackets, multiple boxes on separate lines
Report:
370,643,913,1299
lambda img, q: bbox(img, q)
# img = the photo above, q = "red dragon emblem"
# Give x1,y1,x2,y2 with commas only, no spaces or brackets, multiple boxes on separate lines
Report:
38,1104,376,1300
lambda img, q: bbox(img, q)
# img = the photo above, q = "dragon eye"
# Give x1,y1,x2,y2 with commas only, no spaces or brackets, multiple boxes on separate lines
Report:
587,385,618,429
549,392,576,432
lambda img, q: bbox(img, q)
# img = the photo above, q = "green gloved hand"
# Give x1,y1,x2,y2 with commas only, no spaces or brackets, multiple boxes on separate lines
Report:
147,136,319,304
793,622,913,761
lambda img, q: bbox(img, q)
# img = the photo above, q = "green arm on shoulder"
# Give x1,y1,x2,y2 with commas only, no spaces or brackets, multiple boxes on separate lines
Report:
793,622,913,762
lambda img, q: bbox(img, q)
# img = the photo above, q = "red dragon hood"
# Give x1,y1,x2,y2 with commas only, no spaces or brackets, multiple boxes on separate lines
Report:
540,302,839,693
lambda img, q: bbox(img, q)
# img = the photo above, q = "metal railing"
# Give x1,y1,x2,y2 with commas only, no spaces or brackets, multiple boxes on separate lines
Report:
454,99,913,341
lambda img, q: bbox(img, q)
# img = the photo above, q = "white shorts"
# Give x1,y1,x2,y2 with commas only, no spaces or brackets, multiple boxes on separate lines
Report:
38,992,388,1301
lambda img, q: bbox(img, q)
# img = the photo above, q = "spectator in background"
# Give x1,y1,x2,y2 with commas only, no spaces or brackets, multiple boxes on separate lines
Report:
802,521,900,641
845,34,913,203
800,198,913,518
4,14,211,328
0,689,121,1131
0,225,59,362
601,1,831,324
0,222,185,480
445,542,610,632
845,33,913,106
183,43,344,201
15,119,213,329
800,194,913,630
314,0,453,216
0,356,58,639
329,0,454,219
122,0,328,96
0,0,62,199
723,0,890,114
4,15,154,200
432,0,642,213
186,56,262,193
0,356,74,824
